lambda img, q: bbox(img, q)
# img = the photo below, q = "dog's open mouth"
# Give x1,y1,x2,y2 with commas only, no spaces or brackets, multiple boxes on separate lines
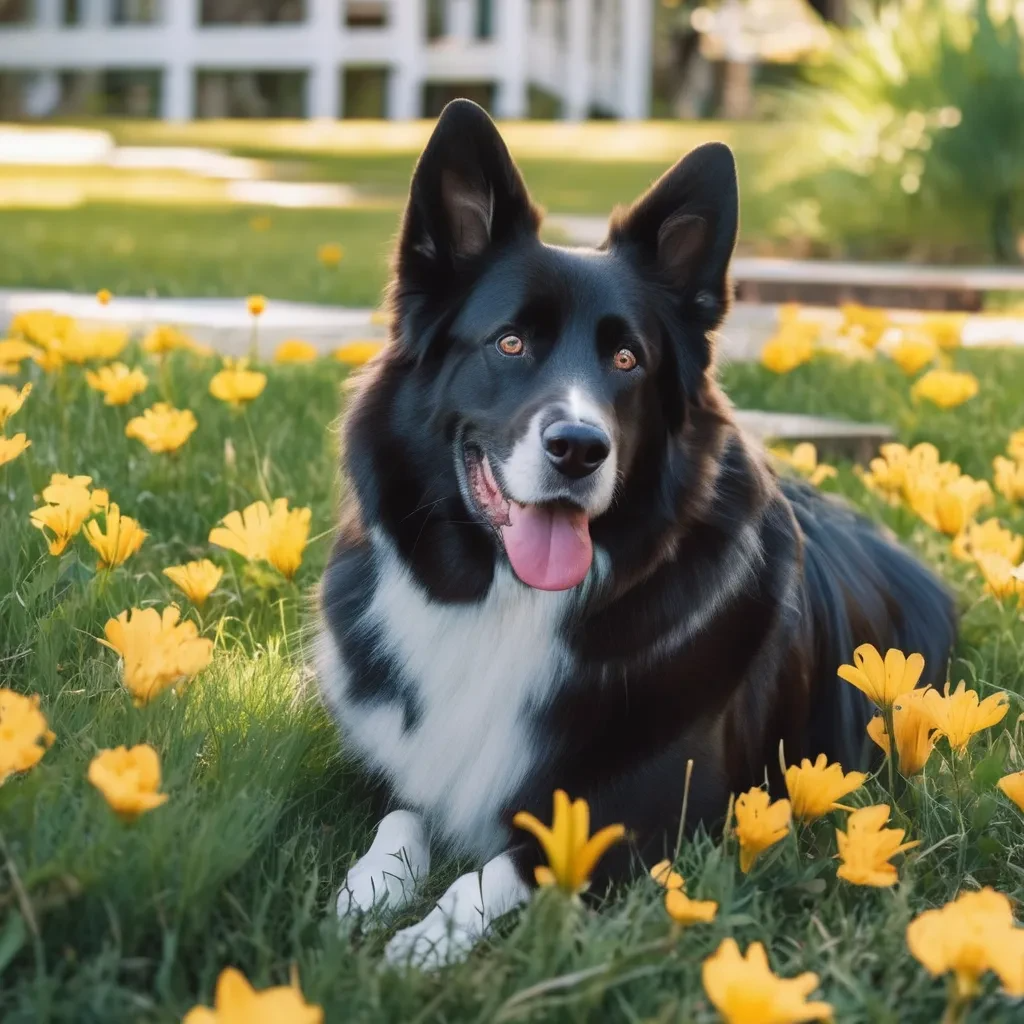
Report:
463,444,593,592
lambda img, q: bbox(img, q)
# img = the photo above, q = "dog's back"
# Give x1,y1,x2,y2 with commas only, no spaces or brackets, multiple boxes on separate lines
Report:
783,478,955,769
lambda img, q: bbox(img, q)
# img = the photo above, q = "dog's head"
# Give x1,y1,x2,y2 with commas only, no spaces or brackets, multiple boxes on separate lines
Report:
349,100,738,594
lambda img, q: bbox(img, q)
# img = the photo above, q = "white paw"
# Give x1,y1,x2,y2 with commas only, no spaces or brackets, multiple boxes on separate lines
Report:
383,853,530,970
384,873,483,969
337,810,430,918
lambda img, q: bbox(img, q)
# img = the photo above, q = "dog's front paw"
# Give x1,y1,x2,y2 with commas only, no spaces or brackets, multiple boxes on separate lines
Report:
337,810,430,918
383,873,483,969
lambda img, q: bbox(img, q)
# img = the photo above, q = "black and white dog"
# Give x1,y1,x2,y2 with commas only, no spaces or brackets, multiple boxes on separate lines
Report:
317,100,956,965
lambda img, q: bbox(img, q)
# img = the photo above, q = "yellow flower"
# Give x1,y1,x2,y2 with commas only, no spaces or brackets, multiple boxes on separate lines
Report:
837,644,925,711
42,472,107,509
249,215,272,232
125,402,198,454
921,312,967,350
96,288,112,305
102,606,214,705
209,500,273,562
317,242,344,267
923,681,1009,756
29,476,97,555
247,294,267,317
994,455,1024,503
888,331,938,375
87,744,168,820
0,382,31,429
334,340,386,365
83,503,147,568
908,472,993,536
141,324,209,357
951,518,1024,565
163,560,223,606
0,338,43,364
701,938,832,1024
0,433,30,467
182,966,323,1024
650,860,717,924
30,504,86,555
1009,429,1024,462
835,804,919,886
84,362,149,406
906,888,1024,999
10,309,73,348
784,754,867,822
267,499,311,579
998,771,1024,812
58,325,129,363
273,339,318,364
840,302,888,348
209,359,267,406
0,690,55,785
976,552,1024,603
665,888,718,926
512,789,626,893
210,498,311,578
911,369,979,409
769,443,838,487
866,689,938,775
760,323,816,374
650,859,685,891
733,788,791,873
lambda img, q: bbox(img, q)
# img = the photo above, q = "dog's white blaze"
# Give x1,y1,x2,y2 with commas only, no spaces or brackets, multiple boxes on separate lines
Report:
566,386,618,514
500,406,550,504
500,388,618,517
336,536,573,858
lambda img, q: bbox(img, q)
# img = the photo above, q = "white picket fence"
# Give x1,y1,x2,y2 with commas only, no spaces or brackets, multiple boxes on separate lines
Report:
0,0,653,121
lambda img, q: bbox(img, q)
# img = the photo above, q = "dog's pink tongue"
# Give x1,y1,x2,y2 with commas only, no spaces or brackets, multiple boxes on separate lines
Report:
500,502,592,591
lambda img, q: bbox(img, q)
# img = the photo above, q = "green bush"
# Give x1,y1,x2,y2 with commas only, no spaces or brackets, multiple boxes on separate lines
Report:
766,0,1024,262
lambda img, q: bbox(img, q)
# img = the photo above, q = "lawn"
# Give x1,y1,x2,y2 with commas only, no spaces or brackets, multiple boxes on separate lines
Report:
0,119,789,305
2,304,1024,1022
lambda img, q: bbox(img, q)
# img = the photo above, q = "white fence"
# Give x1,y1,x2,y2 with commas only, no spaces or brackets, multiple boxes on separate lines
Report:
0,0,653,121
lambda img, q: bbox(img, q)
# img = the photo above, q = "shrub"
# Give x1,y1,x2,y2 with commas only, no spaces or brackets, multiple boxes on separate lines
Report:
767,0,1024,262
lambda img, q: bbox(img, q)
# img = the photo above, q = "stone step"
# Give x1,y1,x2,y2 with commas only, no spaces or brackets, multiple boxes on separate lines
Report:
734,409,893,465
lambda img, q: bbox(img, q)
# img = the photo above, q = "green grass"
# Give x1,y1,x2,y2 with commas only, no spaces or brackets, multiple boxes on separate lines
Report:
2,339,1024,1022
0,118,788,304
0,205,397,306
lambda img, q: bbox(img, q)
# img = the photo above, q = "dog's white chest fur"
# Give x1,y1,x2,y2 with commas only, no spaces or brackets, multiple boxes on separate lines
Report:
331,542,573,858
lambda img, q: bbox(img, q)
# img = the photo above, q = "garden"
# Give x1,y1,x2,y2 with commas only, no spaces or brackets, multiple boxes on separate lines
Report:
2,2,1024,1023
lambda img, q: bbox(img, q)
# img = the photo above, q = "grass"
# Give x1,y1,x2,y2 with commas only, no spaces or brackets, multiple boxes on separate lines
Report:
2,322,1024,1022
0,205,396,306
0,118,790,304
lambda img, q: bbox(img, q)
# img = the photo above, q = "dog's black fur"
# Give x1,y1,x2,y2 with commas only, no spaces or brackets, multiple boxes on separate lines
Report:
319,100,956,887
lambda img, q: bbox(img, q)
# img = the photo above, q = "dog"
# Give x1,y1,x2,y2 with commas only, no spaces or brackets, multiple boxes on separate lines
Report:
317,99,956,966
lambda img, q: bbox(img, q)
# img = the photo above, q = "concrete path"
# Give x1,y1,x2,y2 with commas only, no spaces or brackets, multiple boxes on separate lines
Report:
0,289,385,357
4,287,1022,363
0,287,776,361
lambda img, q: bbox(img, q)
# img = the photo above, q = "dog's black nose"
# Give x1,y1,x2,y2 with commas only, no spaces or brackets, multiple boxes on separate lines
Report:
542,421,610,479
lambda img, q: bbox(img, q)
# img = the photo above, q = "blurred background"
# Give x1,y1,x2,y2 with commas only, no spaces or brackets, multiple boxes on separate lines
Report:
0,0,1021,310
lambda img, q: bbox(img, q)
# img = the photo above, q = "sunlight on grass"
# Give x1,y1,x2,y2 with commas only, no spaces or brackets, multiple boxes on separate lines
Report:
1,300,1023,1022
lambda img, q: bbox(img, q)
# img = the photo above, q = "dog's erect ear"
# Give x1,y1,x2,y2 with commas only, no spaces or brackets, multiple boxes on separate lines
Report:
396,99,539,282
608,142,738,326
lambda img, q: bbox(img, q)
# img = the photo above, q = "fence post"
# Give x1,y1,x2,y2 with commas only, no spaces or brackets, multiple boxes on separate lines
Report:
163,0,196,121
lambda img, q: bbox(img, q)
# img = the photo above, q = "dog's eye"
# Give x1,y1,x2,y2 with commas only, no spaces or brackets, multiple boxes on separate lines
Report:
613,348,638,371
497,335,524,356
